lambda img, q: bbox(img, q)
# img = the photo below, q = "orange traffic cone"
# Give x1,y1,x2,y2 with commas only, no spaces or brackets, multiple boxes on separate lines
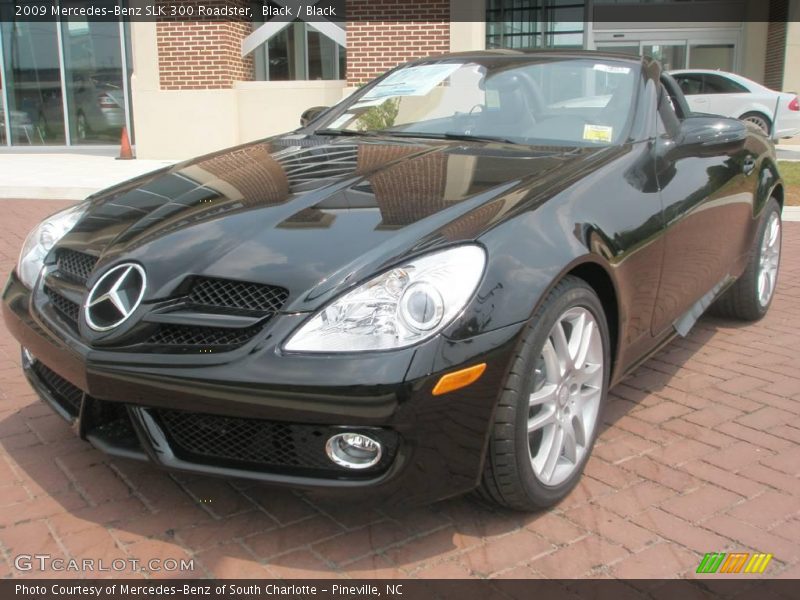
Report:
117,126,134,160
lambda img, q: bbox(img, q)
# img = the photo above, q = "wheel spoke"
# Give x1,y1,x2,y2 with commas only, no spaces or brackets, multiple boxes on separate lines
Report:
541,340,561,384
528,405,557,433
572,410,587,447
541,426,564,482
759,271,769,303
573,362,601,388
768,219,779,247
562,420,577,463
567,312,586,366
551,321,572,375
574,319,595,371
530,383,557,407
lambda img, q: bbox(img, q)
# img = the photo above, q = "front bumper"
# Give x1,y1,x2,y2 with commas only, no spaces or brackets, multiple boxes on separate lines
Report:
3,271,522,505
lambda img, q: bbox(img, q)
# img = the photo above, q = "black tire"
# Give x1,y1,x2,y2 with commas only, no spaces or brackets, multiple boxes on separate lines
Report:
479,276,611,511
711,198,782,321
740,112,772,136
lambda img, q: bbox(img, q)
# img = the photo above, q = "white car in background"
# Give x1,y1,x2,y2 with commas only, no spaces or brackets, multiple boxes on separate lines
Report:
670,69,800,139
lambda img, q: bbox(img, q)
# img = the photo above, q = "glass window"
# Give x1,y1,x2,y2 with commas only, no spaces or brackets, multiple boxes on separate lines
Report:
267,23,298,80
689,44,734,71
702,73,748,94
0,14,132,147
252,22,344,81
322,58,638,147
674,74,704,95
486,0,585,50
61,17,126,144
1,21,64,145
307,26,339,80
596,43,639,57
642,44,686,71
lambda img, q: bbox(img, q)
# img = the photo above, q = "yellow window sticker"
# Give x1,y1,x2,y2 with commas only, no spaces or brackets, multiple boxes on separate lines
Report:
583,124,613,143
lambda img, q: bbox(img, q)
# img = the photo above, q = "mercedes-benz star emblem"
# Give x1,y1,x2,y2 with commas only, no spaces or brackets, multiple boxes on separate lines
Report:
84,263,147,332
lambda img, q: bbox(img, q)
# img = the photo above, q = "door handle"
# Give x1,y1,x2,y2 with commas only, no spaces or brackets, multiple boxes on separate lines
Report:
743,156,756,176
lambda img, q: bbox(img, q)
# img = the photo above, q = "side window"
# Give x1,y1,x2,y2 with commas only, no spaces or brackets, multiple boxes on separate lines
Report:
675,74,704,95
702,74,748,94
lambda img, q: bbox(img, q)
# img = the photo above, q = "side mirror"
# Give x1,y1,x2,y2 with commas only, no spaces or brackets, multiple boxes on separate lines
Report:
673,116,747,158
300,106,330,127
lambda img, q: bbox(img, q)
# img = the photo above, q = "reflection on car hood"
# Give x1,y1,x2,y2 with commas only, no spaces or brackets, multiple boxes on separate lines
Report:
64,135,609,311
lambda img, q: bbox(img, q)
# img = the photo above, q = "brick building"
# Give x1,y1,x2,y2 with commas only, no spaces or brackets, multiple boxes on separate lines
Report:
0,0,798,158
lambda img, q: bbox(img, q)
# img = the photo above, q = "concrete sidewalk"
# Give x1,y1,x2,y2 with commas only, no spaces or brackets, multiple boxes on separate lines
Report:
777,143,800,162
0,154,176,200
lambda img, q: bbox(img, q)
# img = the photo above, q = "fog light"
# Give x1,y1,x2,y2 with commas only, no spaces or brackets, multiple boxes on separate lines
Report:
325,432,383,470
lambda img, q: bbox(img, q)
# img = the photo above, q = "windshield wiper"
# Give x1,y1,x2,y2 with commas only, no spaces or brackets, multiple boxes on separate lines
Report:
383,131,519,145
315,129,519,145
315,128,381,137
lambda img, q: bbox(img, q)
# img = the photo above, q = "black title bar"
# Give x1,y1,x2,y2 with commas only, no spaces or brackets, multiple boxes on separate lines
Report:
0,0,793,23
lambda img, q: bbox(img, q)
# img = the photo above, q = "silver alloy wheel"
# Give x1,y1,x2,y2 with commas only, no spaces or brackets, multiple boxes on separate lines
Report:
757,211,781,308
743,114,770,135
528,307,603,486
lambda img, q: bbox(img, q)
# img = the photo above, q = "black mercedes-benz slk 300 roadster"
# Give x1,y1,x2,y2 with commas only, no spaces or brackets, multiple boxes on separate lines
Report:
3,51,783,509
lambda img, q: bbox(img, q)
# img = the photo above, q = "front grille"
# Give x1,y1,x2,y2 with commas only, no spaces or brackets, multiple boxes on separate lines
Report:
44,286,81,325
30,361,83,416
145,324,262,349
55,249,98,284
189,277,289,314
39,264,286,353
155,409,396,476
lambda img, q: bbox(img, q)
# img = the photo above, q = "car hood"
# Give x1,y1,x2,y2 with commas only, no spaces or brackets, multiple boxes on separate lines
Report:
64,136,608,312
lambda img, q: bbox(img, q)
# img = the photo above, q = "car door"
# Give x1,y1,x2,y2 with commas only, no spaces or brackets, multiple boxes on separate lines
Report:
700,73,756,119
650,77,756,336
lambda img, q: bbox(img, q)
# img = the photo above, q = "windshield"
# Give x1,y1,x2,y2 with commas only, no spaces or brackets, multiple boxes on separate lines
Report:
319,57,639,146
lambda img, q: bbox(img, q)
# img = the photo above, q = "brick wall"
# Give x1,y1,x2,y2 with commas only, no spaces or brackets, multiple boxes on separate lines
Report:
346,1,451,86
157,0,253,90
764,0,789,91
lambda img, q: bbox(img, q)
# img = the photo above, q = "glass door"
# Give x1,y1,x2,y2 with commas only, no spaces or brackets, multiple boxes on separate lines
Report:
641,43,687,71
0,14,132,147
61,18,126,144
594,42,640,57
592,29,741,74
0,21,65,145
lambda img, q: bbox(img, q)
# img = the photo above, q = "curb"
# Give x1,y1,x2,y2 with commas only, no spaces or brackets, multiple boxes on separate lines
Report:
784,206,800,222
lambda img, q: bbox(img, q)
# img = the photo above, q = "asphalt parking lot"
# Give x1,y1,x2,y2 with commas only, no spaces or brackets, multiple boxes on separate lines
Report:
1,199,799,580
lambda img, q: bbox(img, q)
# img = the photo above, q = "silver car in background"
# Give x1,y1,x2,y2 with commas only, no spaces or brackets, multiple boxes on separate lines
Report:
670,69,800,139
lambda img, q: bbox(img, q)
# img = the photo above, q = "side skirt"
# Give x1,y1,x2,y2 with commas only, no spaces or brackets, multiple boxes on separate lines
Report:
673,275,736,337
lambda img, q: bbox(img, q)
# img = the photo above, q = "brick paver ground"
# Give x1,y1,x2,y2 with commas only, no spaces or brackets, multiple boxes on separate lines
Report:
1,199,798,580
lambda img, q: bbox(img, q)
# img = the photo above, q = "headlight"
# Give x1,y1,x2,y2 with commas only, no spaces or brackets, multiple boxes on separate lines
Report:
285,245,486,353
17,202,88,289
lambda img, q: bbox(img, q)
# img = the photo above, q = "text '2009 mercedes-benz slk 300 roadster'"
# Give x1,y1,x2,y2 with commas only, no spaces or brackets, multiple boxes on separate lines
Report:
3,51,783,509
